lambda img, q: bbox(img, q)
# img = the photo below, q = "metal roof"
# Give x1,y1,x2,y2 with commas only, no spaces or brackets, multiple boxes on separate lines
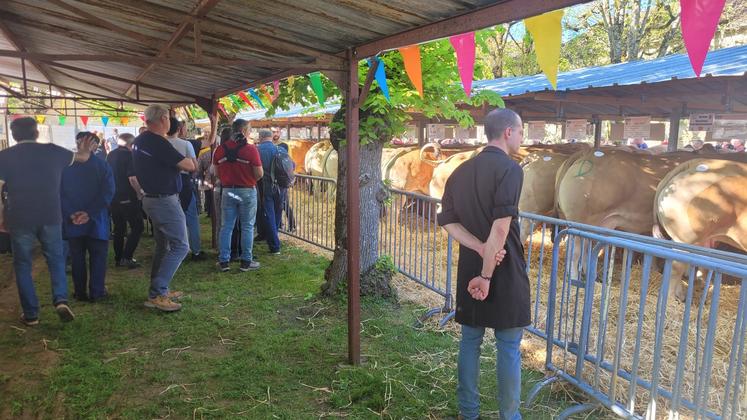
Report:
474,43,747,96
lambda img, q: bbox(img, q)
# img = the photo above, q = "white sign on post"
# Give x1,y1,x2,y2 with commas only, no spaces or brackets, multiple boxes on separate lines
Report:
527,121,546,141
689,113,715,131
623,116,651,139
565,119,588,140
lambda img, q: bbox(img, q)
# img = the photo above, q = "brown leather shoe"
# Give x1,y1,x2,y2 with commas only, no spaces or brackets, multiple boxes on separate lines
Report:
144,295,182,312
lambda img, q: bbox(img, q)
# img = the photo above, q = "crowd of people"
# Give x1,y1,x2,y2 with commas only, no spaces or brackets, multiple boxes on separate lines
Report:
0,104,296,322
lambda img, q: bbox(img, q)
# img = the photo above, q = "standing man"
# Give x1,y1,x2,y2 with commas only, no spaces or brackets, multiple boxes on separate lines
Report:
132,105,196,312
256,129,282,255
437,109,529,420
61,132,115,302
107,133,144,268
212,119,263,272
0,117,95,325
166,117,204,261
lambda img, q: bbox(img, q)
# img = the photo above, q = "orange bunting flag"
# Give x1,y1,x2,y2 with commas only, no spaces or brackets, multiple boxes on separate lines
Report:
399,45,423,98
120,117,129,125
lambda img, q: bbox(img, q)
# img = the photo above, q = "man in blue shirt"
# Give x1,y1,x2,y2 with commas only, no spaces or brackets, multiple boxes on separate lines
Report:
0,117,95,326
61,132,115,302
256,129,282,254
132,105,196,312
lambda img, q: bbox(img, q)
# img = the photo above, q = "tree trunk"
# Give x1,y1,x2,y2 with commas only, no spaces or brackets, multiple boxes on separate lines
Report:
321,140,393,297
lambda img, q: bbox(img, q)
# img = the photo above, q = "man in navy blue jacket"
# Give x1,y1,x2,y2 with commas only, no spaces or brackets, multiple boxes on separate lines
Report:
61,131,115,302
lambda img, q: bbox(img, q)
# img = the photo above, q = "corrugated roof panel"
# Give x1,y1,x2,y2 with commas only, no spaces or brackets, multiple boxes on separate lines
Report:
474,44,747,96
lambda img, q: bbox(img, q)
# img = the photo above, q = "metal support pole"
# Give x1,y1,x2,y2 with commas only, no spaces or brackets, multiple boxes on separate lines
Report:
593,116,602,148
345,47,361,366
417,119,425,147
668,108,681,152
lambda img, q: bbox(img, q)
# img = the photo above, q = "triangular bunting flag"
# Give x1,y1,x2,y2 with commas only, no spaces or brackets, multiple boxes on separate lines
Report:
272,80,280,101
259,86,273,104
217,103,229,119
680,0,726,77
101,116,109,127
35,115,46,124
120,117,129,125
308,72,325,106
368,57,390,102
58,115,67,126
449,32,476,97
399,45,423,98
248,89,266,109
524,9,564,89
81,116,89,126
139,114,145,123
237,91,256,110
228,94,245,110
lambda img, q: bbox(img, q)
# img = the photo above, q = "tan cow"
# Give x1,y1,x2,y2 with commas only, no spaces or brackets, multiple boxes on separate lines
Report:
286,139,316,174
655,158,747,300
304,140,338,179
383,144,442,195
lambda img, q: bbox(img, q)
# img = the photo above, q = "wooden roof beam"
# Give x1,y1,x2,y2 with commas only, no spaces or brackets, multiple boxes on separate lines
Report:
124,0,224,96
45,62,203,101
354,0,592,58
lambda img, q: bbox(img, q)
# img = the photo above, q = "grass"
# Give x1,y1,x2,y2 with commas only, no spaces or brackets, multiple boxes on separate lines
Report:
0,217,606,419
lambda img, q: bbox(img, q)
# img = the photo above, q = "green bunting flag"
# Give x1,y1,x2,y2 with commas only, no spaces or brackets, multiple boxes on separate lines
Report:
58,115,67,126
308,72,325,106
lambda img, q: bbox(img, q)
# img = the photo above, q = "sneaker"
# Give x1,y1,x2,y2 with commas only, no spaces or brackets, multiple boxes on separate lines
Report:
167,290,184,300
191,252,207,261
144,295,182,312
20,314,39,326
55,303,75,322
218,261,230,272
120,258,141,269
270,251,281,256
239,260,260,272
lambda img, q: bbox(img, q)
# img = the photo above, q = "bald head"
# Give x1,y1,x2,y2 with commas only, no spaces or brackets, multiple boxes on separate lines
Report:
485,108,521,142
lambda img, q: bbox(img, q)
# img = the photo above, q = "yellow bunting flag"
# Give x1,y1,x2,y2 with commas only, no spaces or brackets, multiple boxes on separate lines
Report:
35,115,46,124
399,45,423,98
524,9,564,90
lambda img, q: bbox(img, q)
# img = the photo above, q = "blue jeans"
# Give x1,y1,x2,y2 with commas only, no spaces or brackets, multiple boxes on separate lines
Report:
457,325,524,420
219,188,257,263
184,192,202,255
259,187,282,252
142,195,189,299
68,236,108,300
9,224,69,319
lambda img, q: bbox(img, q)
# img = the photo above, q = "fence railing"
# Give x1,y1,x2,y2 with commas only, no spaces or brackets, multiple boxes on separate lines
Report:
280,175,746,419
525,228,746,420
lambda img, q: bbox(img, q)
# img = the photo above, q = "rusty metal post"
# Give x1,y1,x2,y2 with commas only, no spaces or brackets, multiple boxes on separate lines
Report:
668,108,681,152
593,115,602,148
345,47,361,366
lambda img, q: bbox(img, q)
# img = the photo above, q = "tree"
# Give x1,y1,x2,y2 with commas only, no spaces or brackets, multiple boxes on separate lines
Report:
269,40,503,297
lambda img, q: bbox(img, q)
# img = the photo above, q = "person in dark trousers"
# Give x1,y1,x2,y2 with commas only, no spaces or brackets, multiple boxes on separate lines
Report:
107,133,144,269
256,129,282,254
212,119,263,272
437,108,528,420
0,117,96,325
276,142,296,232
61,132,115,302
132,105,196,312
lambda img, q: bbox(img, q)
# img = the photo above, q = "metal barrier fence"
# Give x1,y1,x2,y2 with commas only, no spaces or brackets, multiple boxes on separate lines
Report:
524,228,747,420
281,176,746,418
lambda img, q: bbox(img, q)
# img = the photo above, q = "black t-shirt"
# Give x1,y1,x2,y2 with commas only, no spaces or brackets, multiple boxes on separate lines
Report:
131,131,185,195
0,141,74,230
106,147,138,203
437,146,530,330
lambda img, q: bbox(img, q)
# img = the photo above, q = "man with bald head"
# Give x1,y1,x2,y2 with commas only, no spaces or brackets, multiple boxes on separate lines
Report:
438,108,529,420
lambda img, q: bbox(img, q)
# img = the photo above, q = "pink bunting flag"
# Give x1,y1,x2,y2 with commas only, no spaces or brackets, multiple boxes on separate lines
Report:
449,32,476,97
272,80,280,101
139,114,145,123
680,0,726,77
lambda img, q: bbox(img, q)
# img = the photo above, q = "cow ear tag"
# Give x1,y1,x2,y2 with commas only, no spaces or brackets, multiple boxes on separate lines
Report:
696,164,709,172
543,156,552,161
593,151,605,157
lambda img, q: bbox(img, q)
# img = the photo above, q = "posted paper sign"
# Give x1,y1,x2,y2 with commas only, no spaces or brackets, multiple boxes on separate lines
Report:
689,113,715,131
565,119,588,139
623,116,651,139
528,121,546,140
